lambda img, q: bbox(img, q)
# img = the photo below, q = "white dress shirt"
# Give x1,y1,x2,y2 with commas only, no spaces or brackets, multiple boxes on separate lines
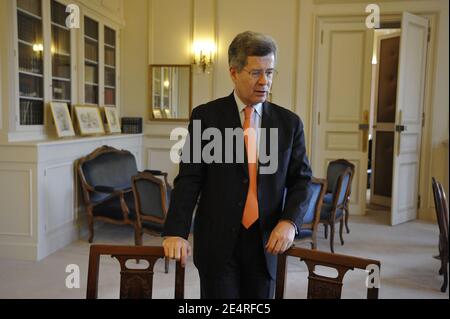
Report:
233,91,262,160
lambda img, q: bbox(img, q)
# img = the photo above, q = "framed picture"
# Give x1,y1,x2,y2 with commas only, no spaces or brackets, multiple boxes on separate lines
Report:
153,108,162,119
74,105,105,135
50,102,75,137
104,106,121,133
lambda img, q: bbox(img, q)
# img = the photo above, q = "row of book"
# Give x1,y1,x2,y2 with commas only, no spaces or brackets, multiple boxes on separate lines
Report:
121,117,142,134
20,100,44,125
85,41,99,62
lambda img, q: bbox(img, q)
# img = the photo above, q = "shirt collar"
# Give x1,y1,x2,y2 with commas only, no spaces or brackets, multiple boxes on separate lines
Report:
233,91,262,117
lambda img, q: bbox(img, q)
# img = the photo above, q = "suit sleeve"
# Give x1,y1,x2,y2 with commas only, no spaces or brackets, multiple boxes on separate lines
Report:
162,107,204,239
280,117,313,229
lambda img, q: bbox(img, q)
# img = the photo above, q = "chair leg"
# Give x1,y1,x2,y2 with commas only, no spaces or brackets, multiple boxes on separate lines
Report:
441,256,448,292
345,207,350,234
88,217,94,243
329,223,335,253
324,224,328,239
165,256,170,274
134,226,143,246
339,219,345,245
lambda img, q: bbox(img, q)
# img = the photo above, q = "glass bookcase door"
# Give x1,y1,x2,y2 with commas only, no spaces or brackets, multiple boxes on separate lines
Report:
84,16,99,105
51,0,71,104
104,26,116,106
17,0,44,125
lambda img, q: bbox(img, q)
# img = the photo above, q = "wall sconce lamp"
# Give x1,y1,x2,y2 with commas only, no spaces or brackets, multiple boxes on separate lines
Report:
193,40,215,74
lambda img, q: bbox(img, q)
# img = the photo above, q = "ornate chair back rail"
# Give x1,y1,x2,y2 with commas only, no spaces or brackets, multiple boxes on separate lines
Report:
275,246,380,299
87,245,185,299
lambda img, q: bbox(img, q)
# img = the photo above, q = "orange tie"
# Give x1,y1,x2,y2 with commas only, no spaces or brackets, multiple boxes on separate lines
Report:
242,106,259,229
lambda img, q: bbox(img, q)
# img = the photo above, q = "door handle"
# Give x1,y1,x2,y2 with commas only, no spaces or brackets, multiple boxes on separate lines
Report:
359,110,369,152
396,110,403,156
358,124,370,130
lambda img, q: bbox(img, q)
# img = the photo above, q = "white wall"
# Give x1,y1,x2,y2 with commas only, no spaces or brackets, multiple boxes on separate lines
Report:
98,0,450,220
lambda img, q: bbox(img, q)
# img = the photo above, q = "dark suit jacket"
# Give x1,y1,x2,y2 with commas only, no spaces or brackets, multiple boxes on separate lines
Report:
162,93,312,279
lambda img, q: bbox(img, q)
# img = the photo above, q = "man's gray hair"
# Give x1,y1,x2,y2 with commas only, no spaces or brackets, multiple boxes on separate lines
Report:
228,31,277,72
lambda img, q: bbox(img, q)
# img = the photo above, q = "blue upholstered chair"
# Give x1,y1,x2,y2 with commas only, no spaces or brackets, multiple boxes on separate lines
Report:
132,171,171,273
77,145,171,247
295,178,327,249
320,159,354,253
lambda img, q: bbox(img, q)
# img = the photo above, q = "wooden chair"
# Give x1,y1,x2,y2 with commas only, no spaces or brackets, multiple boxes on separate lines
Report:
320,162,354,252
86,245,185,299
276,246,380,299
431,177,449,292
132,171,171,273
295,178,327,249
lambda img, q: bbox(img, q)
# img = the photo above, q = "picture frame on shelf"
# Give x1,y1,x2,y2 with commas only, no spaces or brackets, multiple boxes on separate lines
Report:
104,106,121,133
49,102,75,137
152,108,162,119
74,105,105,136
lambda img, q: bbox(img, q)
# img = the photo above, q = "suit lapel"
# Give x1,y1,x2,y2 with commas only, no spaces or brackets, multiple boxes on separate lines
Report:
259,100,274,172
220,93,248,177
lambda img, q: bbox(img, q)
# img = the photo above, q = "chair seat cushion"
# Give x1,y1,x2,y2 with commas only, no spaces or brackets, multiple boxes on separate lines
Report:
92,191,135,220
320,204,343,221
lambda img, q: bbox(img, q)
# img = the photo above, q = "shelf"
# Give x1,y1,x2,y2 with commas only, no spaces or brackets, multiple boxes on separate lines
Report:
17,8,42,21
85,82,99,86
104,85,116,89
20,96,44,101
18,39,35,47
19,70,43,77
104,43,115,49
52,76,70,82
53,51,70,57
52,99,71,103
51,21,69,30
105,64,115,69
85,59,98,65
84,35,98,43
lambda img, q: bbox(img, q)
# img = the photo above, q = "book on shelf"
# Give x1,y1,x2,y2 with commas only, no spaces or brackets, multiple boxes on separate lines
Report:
121,117,142,134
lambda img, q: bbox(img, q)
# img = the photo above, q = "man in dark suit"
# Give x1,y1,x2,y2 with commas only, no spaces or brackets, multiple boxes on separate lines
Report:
162,31,312,298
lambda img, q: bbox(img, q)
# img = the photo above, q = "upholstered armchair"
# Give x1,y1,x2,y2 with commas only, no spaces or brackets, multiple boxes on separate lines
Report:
295,178,327,249
77,146,138,243
320,159,354,253
77,145,172,246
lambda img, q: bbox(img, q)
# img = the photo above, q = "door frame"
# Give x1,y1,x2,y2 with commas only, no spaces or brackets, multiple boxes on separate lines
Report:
310,13,438,219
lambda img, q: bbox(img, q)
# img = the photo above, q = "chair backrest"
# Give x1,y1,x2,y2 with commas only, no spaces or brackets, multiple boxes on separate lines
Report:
78,145,138,203
276,246,380,299
301,178,327,229
327,167,352,209
326,159,355,195
132,171,167,224
431,178,449,247
86,245,184,299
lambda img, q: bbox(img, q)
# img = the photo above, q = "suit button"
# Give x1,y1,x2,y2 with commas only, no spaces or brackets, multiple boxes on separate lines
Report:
237,201,244,207
242,178,249,184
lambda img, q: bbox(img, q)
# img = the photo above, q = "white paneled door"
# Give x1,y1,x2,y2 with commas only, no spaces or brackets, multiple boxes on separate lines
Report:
313,18,374,216
391,13,428,225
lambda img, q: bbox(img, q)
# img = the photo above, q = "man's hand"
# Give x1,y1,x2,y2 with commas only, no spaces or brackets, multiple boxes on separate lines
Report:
265,220,296,255
163,236,192,267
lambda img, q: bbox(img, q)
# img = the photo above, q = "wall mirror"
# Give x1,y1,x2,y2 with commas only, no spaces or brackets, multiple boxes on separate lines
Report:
149,64,192,121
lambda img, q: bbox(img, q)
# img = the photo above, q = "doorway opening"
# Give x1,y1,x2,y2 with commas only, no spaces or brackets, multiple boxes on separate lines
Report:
366,27,401,217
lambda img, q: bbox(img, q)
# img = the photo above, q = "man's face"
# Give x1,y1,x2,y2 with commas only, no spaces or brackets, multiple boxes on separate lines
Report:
230,54,275,106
